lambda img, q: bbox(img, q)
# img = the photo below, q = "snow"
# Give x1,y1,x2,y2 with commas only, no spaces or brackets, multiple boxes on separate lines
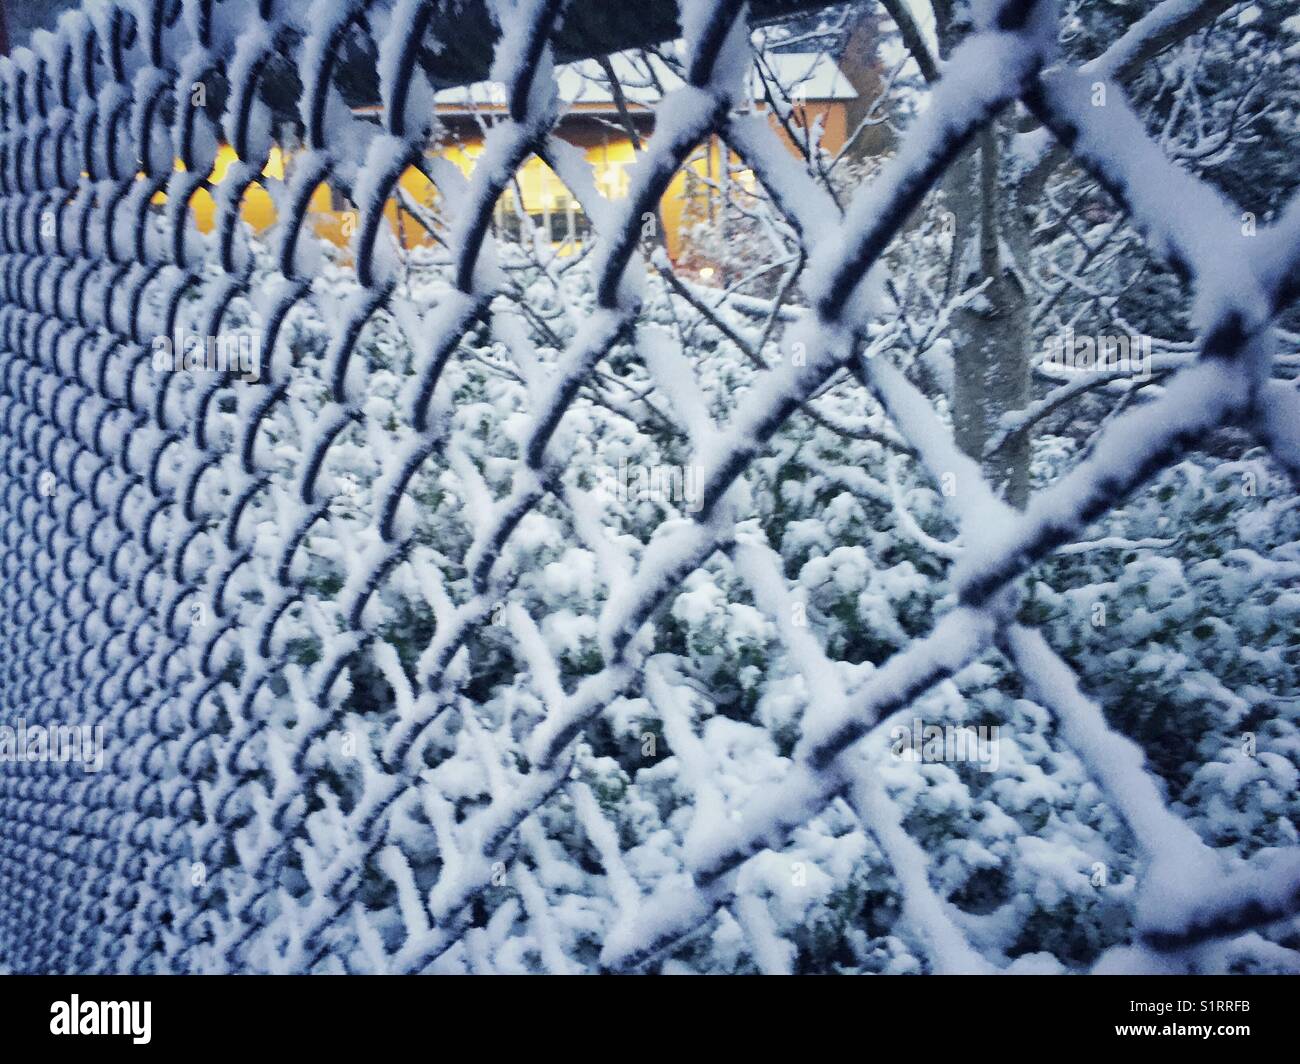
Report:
1035,67,1269,340
1,0,1298,980
1083,0,1225,81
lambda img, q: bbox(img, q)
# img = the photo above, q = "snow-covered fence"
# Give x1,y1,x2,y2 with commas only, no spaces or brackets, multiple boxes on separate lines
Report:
0,0,1297,974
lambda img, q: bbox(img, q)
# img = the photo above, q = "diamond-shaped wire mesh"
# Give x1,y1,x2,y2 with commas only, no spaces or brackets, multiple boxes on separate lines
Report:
1,0,1298,974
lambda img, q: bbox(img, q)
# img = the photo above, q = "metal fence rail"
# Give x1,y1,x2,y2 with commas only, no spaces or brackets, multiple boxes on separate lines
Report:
0,0,1298,974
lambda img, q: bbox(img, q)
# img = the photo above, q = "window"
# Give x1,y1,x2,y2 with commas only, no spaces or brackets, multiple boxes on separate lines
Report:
548,193,591,246
494,188,591,248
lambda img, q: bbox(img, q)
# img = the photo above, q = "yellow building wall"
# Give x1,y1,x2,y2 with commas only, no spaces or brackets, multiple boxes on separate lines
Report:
163,102,847,263
176,144,284,234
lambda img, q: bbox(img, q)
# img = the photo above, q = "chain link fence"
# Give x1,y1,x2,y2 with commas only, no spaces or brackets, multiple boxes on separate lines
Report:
1,0,1298,973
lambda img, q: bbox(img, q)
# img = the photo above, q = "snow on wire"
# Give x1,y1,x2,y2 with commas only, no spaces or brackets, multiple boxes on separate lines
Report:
0,0,1297,974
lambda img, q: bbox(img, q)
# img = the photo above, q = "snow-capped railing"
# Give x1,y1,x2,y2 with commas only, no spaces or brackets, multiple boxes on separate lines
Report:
0,0,1297,974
